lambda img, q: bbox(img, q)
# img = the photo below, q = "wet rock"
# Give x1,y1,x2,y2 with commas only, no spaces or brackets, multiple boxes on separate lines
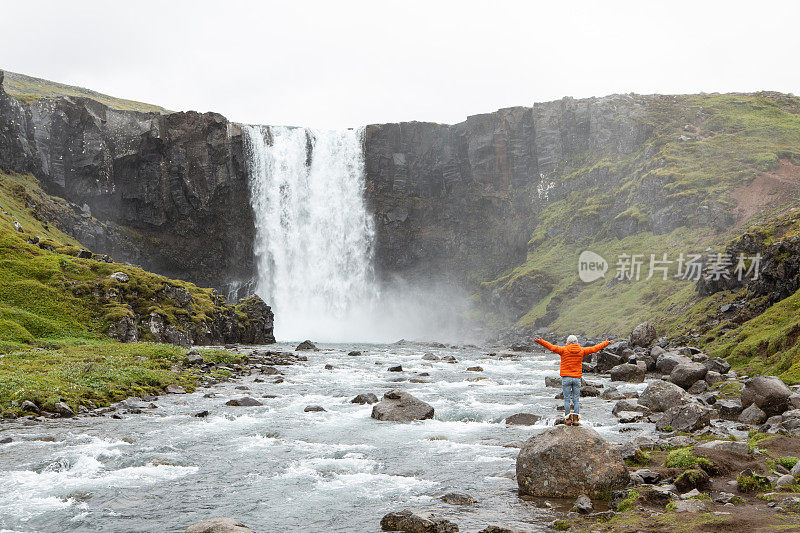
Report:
109,271,129,283
352,393,379,405
372,390,434,421
165,384,186,394
324,364,335,370
601,386,625,400
304,405,326,412
656,352,692,374
466,366,483,372
655,403,712,432
687,380,708,395
572,494,593,514
441,355,458,363
739,403,768,425
704,357,731,374
54,402,75,418
185,517,255,533
610,363,644,383
440,492,476,505
380,509,458,532
295,340,317,351
545,376,561,388
194,411,209,418
612,400,650,416
638,380,689,412
715,399,744,420
422,353,439,361
616,411,644,423
0,437,13,444
225,397,263,407
516,425,629,498
741,376,793,416
669,363,708,390
348,350,363,356
388,365,403,372
20,400,39,413
594,351,622,373
505,413,541,426
630,322,656,347
477,527,526,533
261,366,282,375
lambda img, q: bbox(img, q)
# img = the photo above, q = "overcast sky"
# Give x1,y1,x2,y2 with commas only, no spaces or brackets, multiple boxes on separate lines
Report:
3,0,799,129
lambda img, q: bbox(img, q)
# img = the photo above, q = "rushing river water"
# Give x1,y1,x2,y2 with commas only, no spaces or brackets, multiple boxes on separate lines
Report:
0,343,652,532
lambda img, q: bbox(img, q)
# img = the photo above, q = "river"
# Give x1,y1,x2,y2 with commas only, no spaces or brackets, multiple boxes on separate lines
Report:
0,342,652,532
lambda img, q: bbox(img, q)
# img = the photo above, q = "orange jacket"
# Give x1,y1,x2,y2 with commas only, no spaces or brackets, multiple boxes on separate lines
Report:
535,338,610,378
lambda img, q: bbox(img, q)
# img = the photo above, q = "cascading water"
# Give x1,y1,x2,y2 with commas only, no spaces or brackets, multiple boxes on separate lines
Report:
242,125,377,341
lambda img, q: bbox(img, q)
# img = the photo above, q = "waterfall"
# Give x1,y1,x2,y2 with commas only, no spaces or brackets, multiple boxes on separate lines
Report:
242,125,377,341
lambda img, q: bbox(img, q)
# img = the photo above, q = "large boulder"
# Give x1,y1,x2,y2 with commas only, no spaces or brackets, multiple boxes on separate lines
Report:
630,322,656,347
741,376,793,416
516,425,629,498
380,509,458,533
638,380,689,412
669,363,708,390
610,363,645,383
656,352,692,374
704,357,731,374
655,403,712,433
372,390,434,421
186,518,255,533
594,351,622,373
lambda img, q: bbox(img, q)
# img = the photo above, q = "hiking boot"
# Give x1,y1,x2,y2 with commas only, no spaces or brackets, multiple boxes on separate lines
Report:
564,413,573,426
572,413,581,426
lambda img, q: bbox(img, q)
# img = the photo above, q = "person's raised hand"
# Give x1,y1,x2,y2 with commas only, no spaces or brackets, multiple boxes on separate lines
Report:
531,336,540,343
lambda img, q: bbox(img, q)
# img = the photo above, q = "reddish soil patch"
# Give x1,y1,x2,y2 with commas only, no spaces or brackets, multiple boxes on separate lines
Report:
730,158,800,227
760,435,800,457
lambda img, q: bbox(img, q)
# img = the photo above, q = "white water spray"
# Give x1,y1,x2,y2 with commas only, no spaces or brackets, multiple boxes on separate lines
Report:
242,125,377,341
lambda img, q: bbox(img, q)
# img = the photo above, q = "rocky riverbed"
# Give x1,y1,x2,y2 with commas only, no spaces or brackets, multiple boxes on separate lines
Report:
2,335,800,532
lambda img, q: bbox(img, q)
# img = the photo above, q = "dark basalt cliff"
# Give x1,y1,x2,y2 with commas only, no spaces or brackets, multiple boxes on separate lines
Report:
0,71,255,297
363,95,684,281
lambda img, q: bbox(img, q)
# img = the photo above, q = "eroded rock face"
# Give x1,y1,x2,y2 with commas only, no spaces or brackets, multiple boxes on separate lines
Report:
516,425,629,498
0,73,255,295
371,390,434,421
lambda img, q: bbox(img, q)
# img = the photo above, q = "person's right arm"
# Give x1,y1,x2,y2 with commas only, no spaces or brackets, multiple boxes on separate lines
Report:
533,337,565,355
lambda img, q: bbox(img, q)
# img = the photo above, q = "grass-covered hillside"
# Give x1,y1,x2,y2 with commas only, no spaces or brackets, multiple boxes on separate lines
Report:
2,70,169,113
480,92,800,372
0,170,260,415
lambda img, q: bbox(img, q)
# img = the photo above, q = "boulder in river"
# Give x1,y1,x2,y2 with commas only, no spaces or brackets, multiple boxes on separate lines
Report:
372,390,434,421
351,393,379,404
54,402,75,418
610,363,644,383
380,509,458,532
304,405,326,412
295,340,318,351
186,517,255,533
225,397,263,407
516,425,629,498
440,492,476,505
741,376,793,416
505,413,541,426
637,380,689,412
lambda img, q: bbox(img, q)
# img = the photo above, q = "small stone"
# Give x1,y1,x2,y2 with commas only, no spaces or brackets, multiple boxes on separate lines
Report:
466,366,483,372
186,517,255,533
572,494,593,514
225,397,263,407
351,393,379,405
165,384,186,394
195,411,209,418
304,405,326,412
54,402,75,418
295,340,317,351
388,365,403,372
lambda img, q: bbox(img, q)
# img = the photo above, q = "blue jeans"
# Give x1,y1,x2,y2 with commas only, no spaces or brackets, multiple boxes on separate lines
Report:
562,376,581,415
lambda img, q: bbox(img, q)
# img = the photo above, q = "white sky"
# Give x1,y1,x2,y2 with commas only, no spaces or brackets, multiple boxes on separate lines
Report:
2,0,799,129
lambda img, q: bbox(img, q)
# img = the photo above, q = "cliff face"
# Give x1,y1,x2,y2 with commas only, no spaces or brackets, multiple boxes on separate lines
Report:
0,71,255,297
364,95,661,281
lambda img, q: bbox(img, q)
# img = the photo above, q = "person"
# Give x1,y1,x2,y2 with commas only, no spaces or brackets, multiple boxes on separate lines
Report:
532,335,610,426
